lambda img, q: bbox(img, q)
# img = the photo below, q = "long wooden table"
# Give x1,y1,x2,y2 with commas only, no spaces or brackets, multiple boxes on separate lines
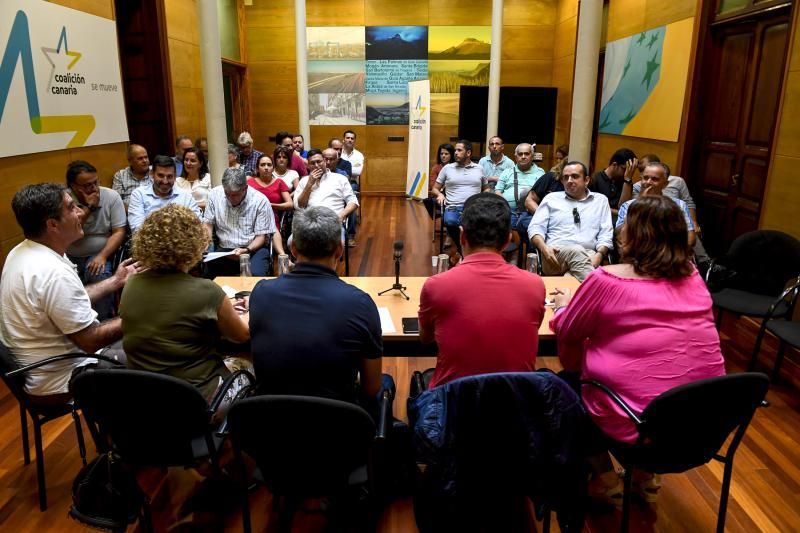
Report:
216,275,580,356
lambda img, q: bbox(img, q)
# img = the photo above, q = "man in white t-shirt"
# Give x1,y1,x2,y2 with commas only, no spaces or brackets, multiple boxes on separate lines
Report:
0,184,140,400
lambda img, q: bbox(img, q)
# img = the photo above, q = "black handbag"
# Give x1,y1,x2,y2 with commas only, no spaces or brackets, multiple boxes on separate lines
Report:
70,451,147,532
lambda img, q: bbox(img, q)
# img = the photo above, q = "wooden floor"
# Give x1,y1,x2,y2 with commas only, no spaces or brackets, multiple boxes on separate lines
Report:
2,196,799,532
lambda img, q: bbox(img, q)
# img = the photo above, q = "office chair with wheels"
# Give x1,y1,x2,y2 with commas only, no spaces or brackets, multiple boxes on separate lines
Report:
706,230,800,329
750,278,800,380
0,342,121,511
581,372,769,533
228,391,394,533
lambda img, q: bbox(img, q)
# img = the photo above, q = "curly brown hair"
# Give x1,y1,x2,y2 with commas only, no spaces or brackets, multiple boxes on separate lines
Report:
619,195,693,279
132,204,209,271
272,145,293,170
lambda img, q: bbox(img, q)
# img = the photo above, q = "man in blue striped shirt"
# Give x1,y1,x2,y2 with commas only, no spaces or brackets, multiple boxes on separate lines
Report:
127,155,200,231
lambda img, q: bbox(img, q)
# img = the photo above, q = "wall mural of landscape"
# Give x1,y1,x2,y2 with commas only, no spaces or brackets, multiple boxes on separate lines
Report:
306,26,490,126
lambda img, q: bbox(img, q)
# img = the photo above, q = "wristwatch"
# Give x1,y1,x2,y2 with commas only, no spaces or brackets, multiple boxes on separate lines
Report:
623,178,633,184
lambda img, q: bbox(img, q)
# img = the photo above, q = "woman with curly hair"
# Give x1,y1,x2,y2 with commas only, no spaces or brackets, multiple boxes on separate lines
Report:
120,204,249,400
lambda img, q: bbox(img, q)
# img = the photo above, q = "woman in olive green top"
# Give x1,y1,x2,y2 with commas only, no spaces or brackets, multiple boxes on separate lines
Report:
120,204,249,400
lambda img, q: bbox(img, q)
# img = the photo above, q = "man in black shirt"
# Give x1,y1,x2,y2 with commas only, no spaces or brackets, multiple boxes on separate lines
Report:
590,148,637,216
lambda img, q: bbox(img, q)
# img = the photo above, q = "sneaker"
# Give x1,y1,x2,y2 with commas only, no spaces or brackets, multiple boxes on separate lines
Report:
633,473,662,503
588,471,624,509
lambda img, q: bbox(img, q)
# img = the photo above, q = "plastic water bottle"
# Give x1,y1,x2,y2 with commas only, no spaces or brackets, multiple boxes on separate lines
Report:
278,254,291,275
239,254,252,277
437,254,450,273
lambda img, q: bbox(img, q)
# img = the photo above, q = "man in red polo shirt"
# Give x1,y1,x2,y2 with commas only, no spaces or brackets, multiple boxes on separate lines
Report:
418,193,546,388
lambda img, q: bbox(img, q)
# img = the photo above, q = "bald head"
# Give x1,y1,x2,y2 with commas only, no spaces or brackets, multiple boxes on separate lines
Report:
127,144,150,175
322,147,338,172
514,143,533,171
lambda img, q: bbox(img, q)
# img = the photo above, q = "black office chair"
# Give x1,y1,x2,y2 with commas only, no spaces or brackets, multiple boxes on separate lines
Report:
410,372,587,533
751,278,800,380
0,342,120,510
228,392,394,533
342,219,351,276
581,373,769,533
706,230,800,329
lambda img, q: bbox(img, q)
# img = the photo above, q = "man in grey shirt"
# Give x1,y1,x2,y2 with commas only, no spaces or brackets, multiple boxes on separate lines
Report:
66,160,127,319
432,139,488,258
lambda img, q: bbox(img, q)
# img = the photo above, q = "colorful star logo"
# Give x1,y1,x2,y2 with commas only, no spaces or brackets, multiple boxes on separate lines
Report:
41,26,82,91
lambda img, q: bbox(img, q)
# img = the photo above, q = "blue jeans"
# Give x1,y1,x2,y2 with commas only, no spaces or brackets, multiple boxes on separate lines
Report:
443,205,464,256
512,211,533,249
205,246,271,277
68,254,115,320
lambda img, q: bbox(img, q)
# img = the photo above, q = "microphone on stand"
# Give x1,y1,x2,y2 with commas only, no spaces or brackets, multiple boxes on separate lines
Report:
379,240,410,300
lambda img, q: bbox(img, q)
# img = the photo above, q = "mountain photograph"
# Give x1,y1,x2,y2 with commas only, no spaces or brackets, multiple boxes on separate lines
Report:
366,26,428,60
428,26,492,60
429,61,490,93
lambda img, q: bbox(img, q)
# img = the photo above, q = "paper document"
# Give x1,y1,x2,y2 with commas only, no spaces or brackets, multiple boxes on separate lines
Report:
219,285,237,298
378,307,396,334
204,251,236,262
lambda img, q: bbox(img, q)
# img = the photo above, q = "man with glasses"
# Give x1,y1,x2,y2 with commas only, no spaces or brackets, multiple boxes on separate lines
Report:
66,160,127,319
528,161,613,281
294,149,359,229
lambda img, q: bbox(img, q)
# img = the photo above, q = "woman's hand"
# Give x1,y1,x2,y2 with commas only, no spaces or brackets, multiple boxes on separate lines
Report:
550,287,572,309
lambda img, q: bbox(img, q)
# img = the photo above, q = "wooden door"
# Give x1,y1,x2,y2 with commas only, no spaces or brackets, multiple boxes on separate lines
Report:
695,12,790,255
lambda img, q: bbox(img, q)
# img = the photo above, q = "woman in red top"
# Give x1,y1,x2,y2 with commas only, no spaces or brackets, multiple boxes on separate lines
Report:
248,154,293,229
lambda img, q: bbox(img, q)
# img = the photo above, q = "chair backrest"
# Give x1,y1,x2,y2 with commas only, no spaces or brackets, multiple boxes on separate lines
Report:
71,369,213,466
634,373,769,473
723,230,800,295
227,395,375,497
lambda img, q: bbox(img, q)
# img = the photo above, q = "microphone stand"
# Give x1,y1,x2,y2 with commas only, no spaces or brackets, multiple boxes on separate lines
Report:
379,253,410,300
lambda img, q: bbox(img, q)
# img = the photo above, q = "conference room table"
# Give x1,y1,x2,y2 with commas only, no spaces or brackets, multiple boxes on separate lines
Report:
215,275,581,356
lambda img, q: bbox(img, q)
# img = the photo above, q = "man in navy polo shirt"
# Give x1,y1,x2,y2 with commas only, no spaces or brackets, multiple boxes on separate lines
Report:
248,206,384,405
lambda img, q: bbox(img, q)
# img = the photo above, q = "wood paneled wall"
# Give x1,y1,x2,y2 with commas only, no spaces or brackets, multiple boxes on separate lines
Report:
761,4,800,239
164,0,206,143
0,0,127,269
592,0,697,174
244,0,573,194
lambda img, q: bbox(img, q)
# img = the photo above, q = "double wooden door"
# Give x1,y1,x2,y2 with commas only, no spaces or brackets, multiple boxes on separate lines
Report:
694,10,791,255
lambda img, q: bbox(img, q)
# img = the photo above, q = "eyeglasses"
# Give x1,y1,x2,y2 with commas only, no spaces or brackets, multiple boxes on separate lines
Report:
74,181,99,191
573,207,580,224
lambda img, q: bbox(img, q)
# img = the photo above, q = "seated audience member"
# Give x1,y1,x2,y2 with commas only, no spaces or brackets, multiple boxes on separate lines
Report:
247,154,293,229
495,142,545,235
419,193,546,388
479,136,515,190
227,144,242,170
340,130,364,185
249,206,382,403
528,161,613,281
328,138,353,179
195,136,209,161
1,184,139,401
173,135,194,177
204,168,284,277
275,131,309,177
617,161,696,247
176,146,212,210
323,146,358,244
121,204,249,400
236,131,264,176
112,144,152,208
550,195,725,500
294,149,359,242
633,154,710,266
430,143,455,191
128,155,200,231
432,140,488,259
65,160,127,320
590,148,637,216
523,170,564,214
272,145,300,191
292,134,308,159
550,144,569,174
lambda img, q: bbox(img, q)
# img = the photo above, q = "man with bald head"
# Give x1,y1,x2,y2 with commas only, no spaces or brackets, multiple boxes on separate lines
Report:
495,142,545,236
294,149,359,224
479,136,514,191
112,144,152,208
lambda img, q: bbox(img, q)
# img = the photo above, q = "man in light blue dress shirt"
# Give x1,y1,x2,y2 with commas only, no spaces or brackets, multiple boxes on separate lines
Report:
128,155,200,231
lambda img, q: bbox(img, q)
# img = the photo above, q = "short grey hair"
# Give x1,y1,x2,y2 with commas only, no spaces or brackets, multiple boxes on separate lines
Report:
292,206,342,259
515,143,532,155
222,167,247,192
645,162,670,178
227,143,239,157
236,131,254,146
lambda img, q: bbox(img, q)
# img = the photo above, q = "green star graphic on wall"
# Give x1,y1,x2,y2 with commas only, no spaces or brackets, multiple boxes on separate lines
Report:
636,32,647,45
647,33,659,49
641,52,660,89
618,109,636,125
599,113,611,129
622,59,631,79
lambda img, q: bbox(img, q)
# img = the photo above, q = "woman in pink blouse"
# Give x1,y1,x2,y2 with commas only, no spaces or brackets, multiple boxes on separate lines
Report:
550,195,725,502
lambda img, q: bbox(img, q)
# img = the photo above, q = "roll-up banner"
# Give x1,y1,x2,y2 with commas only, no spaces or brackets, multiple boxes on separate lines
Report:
406,79,430,199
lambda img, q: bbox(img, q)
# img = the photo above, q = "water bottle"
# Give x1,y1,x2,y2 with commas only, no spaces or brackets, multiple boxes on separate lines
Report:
239,253,252,277
526,253,539,274
278,254,291,275
431,255,439,276
437,254,450,273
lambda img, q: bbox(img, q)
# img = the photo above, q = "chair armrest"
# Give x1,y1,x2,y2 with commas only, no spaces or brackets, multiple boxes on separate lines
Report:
579,379,643,426
6,353,122,379
209,369,256,414
763,276,800,321
375,388,394,441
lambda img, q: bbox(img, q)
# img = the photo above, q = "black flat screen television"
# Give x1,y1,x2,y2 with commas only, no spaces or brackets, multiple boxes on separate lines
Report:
458,86,558,145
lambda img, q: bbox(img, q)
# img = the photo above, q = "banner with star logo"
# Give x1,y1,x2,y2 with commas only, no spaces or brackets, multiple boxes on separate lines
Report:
406,80,430,199
0,0,128,158
598,17,693,142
